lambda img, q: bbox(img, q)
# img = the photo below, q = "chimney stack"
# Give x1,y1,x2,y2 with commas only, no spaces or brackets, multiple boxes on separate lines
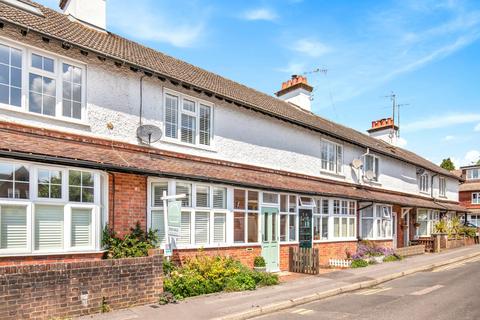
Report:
367,117,399,146
276,75,313,111
60,0,106,30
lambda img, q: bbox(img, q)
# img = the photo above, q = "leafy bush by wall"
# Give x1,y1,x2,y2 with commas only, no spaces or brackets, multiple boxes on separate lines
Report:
102,222,158,259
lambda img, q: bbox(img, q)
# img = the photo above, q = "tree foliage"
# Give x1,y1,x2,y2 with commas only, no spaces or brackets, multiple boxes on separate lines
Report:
440,158,455,171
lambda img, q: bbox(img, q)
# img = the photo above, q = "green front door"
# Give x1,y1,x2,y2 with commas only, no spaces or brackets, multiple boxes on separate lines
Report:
261,207,279,272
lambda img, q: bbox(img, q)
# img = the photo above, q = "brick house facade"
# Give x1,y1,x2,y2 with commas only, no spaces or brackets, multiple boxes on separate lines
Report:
457,165,480,227
0,0,466,272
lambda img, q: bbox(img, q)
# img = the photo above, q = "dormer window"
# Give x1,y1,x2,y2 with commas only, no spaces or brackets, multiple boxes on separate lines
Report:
419,173,429,193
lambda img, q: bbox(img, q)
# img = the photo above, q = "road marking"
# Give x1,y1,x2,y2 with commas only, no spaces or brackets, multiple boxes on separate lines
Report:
355,287,391,295
410,284,444,296
291,308,314,315
432,262,465,273
465,256,480,263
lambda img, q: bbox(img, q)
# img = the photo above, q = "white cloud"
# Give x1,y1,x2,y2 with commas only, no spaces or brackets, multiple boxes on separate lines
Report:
276,61,307,75
242,8,278,21
396,137,408,147
108,1,210,48
402,113,480,132
443,135,455,141
292,39,331,58
474,123,480,131
465,150,480,165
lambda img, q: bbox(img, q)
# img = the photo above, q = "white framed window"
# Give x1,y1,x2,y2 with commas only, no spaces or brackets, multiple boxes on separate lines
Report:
468,215,480,227
280,194,297,242
313,198,356,241
416,209,439,237
363,154,380,181
148,179,228,247
467,168,480,180
333,199,357,239
0,159,105,256
419,173,429,193
472,192,480,205
439,177,446,197
313,199,329,240
163,89,213,147
320,140,343,174
234,189,259,243
0,39,86,122
360,204,392,240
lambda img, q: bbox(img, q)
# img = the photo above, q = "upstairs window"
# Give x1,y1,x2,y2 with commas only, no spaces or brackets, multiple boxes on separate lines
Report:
419,173,429,193
0,43,22,107
364,154,380,181
439,177,446,197
164,90,213,147
320,140,342,174
0,40,85,122
467,168,480,180
473,193,480,205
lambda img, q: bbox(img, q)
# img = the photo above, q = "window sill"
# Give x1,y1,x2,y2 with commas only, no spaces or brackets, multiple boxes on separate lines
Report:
0,249,105,258
419,191,430,196
319,170,346,179
160,137,217,153
313,238,358,243
0,104,90,127
363,178,382,187
170,243,262,250
360,237,393,241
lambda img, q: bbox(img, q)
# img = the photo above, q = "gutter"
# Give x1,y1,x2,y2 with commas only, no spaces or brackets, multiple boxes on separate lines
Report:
0,18,460,181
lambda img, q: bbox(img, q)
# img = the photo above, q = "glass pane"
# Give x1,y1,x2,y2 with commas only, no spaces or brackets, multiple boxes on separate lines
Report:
15,165,29,182
334,217,340,237
349,218,355,237
43,95,56,116
0,64,8,85
16,182,29,199
248,191,258,210
72,84,81,102
50,184,62,199
152,182,168,207
151,209,165,243
0,84,8,104
280,195,287,212
81,171,94,187
69,186,81,202
289,215,296,241
194,212,209,244
29,92,42,113
43,77,56,96
212,187,226,209
213,212,226,243
247,212,258,242
183,99,195,112
10,87,21,107
73,67,82,84
322,216,328,239
35,205,64,250
31,53,42,69
69,170,81,186
271,212,277,242
0,44,9,64
289,195,296,213
234,212,245,243
11,67,21,88
62,63,72,81
178,212,191,245
341,218,348,237
0,180,13,198
234,189,245,209
11,48,21,68
196,185,210,207
63,81,71,99
38,183,49,198
71,208,92,247
181,114,196,144
176,183,191,207
362,219,373,238
280,214,287,241
82,187,94,203
313,215,320,240
43,57,54,72
1,205,27,249
0,163,13,181
263,212,268,242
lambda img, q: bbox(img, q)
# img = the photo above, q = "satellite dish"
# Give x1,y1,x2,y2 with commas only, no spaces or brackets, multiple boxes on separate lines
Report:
365,170,375,180
136,125,162,145
351,158,363,169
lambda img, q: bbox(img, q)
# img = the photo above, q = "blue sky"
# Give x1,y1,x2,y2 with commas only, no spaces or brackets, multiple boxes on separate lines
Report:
38,0,480,167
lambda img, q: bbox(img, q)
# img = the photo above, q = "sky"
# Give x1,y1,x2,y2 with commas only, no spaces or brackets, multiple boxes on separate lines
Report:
37,0,480,168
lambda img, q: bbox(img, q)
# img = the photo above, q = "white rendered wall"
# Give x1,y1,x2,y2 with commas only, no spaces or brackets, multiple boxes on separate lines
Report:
63,0,107,30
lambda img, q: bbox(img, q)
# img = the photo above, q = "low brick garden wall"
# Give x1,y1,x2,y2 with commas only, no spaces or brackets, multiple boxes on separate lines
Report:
0,254,163,320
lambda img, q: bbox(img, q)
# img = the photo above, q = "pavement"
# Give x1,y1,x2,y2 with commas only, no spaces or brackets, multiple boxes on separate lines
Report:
78,245,480,320
256,254,480,320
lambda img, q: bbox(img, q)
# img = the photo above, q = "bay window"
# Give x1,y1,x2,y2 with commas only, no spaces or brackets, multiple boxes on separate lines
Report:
312,198,356,241
149,180,228,247
0,40,85,122
360,204,392,240
320,140,343,174
163,89,213,147
0,160,104,255
279,194,297,242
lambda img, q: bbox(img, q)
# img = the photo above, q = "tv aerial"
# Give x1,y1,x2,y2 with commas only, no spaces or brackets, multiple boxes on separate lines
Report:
136,124,162,145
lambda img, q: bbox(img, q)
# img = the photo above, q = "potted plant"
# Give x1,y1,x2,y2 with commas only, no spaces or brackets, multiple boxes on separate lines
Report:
253,256,267,272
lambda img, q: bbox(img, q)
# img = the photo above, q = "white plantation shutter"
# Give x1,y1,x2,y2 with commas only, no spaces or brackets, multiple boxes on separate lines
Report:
195,212,209,244
165,94,178,138
181,113,196,144
213,212,226,243
212,187,226,209
71,208,92,247
196,185,210,208
35,205,64,250
178,212,191,245
176,183,191,207
0,206,27,249
152,182,168,207
151,209,165,243
199,104,211,146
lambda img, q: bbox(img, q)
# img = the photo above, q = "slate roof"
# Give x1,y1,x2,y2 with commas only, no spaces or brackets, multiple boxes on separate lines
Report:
0,0,460,180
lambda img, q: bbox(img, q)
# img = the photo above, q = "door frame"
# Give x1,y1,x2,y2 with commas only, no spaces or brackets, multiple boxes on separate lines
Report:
392,211,397,249
261,206,280,272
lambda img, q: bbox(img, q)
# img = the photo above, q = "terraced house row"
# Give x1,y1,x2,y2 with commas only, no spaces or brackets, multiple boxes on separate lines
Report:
0,0,467,271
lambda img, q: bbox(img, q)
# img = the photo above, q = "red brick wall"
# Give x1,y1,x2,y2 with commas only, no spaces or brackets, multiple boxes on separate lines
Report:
0,252,103,266
109,172,147,237
315,241,358,266
460,191,480,209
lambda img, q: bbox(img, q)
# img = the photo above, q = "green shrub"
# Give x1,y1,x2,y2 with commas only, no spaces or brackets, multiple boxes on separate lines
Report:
383,255,401,262
460,226,477,238
102,222,158,259
254,256,266,267
163,255,278,299
350,259,369,268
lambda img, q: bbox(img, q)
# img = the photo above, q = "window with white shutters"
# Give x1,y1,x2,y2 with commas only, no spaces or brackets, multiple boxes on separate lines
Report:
71,208,92,247
151,209,165,243
152,182,168,207
163,90,213,147
0,205,27,250
165,94,178,139
213,212,226,243
212,187,226,209
178,211,191,245
176,182,191,207
34,205,64,250
196,185,210,208
195,212,209,244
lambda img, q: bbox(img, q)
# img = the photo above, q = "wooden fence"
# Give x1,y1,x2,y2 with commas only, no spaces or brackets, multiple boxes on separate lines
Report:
289,247,320,275
411,238,434,252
